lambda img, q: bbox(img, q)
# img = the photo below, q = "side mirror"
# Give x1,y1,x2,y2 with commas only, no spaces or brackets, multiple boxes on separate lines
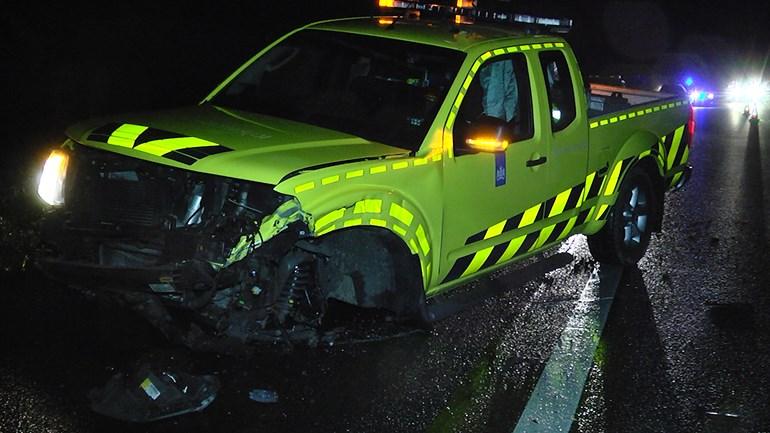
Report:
463,115,511,153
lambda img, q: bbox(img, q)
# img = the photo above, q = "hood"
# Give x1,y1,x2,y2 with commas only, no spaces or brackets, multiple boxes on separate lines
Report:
66,104,410,185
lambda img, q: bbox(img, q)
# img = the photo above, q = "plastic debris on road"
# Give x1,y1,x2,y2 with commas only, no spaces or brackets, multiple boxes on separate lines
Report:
249,388,279,403
89,363,220,422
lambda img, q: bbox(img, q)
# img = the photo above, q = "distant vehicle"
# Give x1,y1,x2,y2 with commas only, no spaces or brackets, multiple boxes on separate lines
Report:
34,1,694,350
689,89,716,107
727,79,769,104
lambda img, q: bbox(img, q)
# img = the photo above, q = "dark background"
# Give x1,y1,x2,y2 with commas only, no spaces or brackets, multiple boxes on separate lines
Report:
1,0,768,183
1,3,769,431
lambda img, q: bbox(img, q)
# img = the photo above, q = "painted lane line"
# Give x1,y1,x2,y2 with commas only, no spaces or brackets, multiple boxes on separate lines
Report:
512,263,623,433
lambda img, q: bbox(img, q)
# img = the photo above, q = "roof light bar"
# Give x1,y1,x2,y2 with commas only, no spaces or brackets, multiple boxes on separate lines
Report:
378,0,572,33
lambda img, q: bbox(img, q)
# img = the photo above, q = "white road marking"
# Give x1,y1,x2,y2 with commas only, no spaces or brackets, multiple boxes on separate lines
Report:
512,263,623,433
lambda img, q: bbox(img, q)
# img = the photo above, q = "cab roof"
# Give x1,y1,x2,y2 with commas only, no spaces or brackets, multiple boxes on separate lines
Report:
306,16,558,52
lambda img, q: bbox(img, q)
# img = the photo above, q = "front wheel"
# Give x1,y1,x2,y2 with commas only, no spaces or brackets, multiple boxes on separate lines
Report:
587,167,658,265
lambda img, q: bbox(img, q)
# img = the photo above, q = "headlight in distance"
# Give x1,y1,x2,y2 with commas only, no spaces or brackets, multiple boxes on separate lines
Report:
37,149,69,206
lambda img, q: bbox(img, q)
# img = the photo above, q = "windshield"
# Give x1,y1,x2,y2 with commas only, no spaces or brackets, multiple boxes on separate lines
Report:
212,29,465,151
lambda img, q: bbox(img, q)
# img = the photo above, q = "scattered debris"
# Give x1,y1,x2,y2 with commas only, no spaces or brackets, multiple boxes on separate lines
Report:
89,362,220,422
704,409,742,433
704,411,740,418
249,388,279,403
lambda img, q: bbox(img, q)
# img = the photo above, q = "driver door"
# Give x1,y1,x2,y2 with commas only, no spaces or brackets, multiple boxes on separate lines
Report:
439,51,552,285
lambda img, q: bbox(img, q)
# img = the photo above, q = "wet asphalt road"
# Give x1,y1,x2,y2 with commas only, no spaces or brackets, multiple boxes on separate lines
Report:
1,104,769,433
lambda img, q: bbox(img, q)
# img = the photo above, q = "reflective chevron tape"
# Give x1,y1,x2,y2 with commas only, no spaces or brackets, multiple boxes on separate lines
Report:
446,183,584,284
670,171,683,188
87,123,231,165
464,181,584,247
443,218,574,284
603,160,625,196
671,126,690,169
443,157,641,284
575,208,592,226
589,100,687,129
655,124,689,173
312,197,434,288
680,145,690,166
291,152,443,194
555,215,578,240
593,158,632,220
666,125,685,169
460,220,507,278
585,168,606,200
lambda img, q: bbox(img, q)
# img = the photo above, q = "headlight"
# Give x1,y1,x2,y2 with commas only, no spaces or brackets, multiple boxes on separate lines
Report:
37,149,69,206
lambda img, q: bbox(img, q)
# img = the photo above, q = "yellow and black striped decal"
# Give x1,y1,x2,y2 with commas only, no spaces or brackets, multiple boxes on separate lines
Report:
661,125,687,170
464,181,586,246
442,157,635,284
647,124,690,188
87,123,232,165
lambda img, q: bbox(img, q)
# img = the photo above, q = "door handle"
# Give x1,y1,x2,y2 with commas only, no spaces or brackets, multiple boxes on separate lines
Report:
526,156,547,167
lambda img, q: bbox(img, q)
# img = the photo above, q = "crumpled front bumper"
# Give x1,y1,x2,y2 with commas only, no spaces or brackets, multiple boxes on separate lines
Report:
35,257,201,293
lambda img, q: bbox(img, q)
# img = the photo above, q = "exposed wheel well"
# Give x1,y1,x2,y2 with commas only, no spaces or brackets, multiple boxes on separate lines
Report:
314,227,427,321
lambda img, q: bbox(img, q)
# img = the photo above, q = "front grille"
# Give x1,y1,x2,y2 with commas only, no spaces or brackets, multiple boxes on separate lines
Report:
92,179,169,227
66,148,181,229
62,144,287,231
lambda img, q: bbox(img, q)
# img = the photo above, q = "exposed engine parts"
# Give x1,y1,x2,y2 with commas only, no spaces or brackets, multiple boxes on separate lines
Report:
36,145,427,352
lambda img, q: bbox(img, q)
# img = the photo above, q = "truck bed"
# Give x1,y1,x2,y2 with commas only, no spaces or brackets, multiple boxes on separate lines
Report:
586,82,691,189
588,83,677,118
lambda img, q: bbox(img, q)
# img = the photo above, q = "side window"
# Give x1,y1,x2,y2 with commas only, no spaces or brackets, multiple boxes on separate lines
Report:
454,53,534,154
538,51,576,132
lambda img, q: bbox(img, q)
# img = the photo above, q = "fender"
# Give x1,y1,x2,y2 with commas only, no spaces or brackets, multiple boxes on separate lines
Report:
618,130,666,177
275,156,444,290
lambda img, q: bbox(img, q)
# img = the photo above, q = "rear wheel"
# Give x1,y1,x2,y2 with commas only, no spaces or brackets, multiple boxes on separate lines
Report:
588,167,657,265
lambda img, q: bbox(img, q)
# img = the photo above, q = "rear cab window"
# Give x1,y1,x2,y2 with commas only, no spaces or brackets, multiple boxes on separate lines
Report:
538,50,577,132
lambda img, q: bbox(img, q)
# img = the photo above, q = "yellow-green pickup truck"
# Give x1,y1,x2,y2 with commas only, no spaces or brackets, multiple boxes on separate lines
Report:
35,10,693,348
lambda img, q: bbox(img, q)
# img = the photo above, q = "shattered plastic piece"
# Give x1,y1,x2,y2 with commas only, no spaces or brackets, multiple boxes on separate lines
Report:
89,363,220,422
226,198,306,266
705,411,740,418
249,388,279,403
140,378,161,400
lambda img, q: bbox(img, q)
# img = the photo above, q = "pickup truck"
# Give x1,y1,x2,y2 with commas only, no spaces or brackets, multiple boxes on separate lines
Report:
35,11,693,349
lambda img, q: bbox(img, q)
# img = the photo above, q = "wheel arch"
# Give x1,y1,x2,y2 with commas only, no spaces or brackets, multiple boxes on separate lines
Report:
614,129,666,233
314,226,427,321
617,130,666,176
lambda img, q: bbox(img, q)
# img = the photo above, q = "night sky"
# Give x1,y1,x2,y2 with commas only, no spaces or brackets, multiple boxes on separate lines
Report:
1,1,768,165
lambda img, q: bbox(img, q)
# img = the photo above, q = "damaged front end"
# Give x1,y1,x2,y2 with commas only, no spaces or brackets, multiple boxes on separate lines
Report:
37,144,334,351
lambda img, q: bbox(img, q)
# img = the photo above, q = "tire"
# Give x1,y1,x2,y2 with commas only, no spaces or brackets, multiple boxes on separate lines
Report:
587,167,657,265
